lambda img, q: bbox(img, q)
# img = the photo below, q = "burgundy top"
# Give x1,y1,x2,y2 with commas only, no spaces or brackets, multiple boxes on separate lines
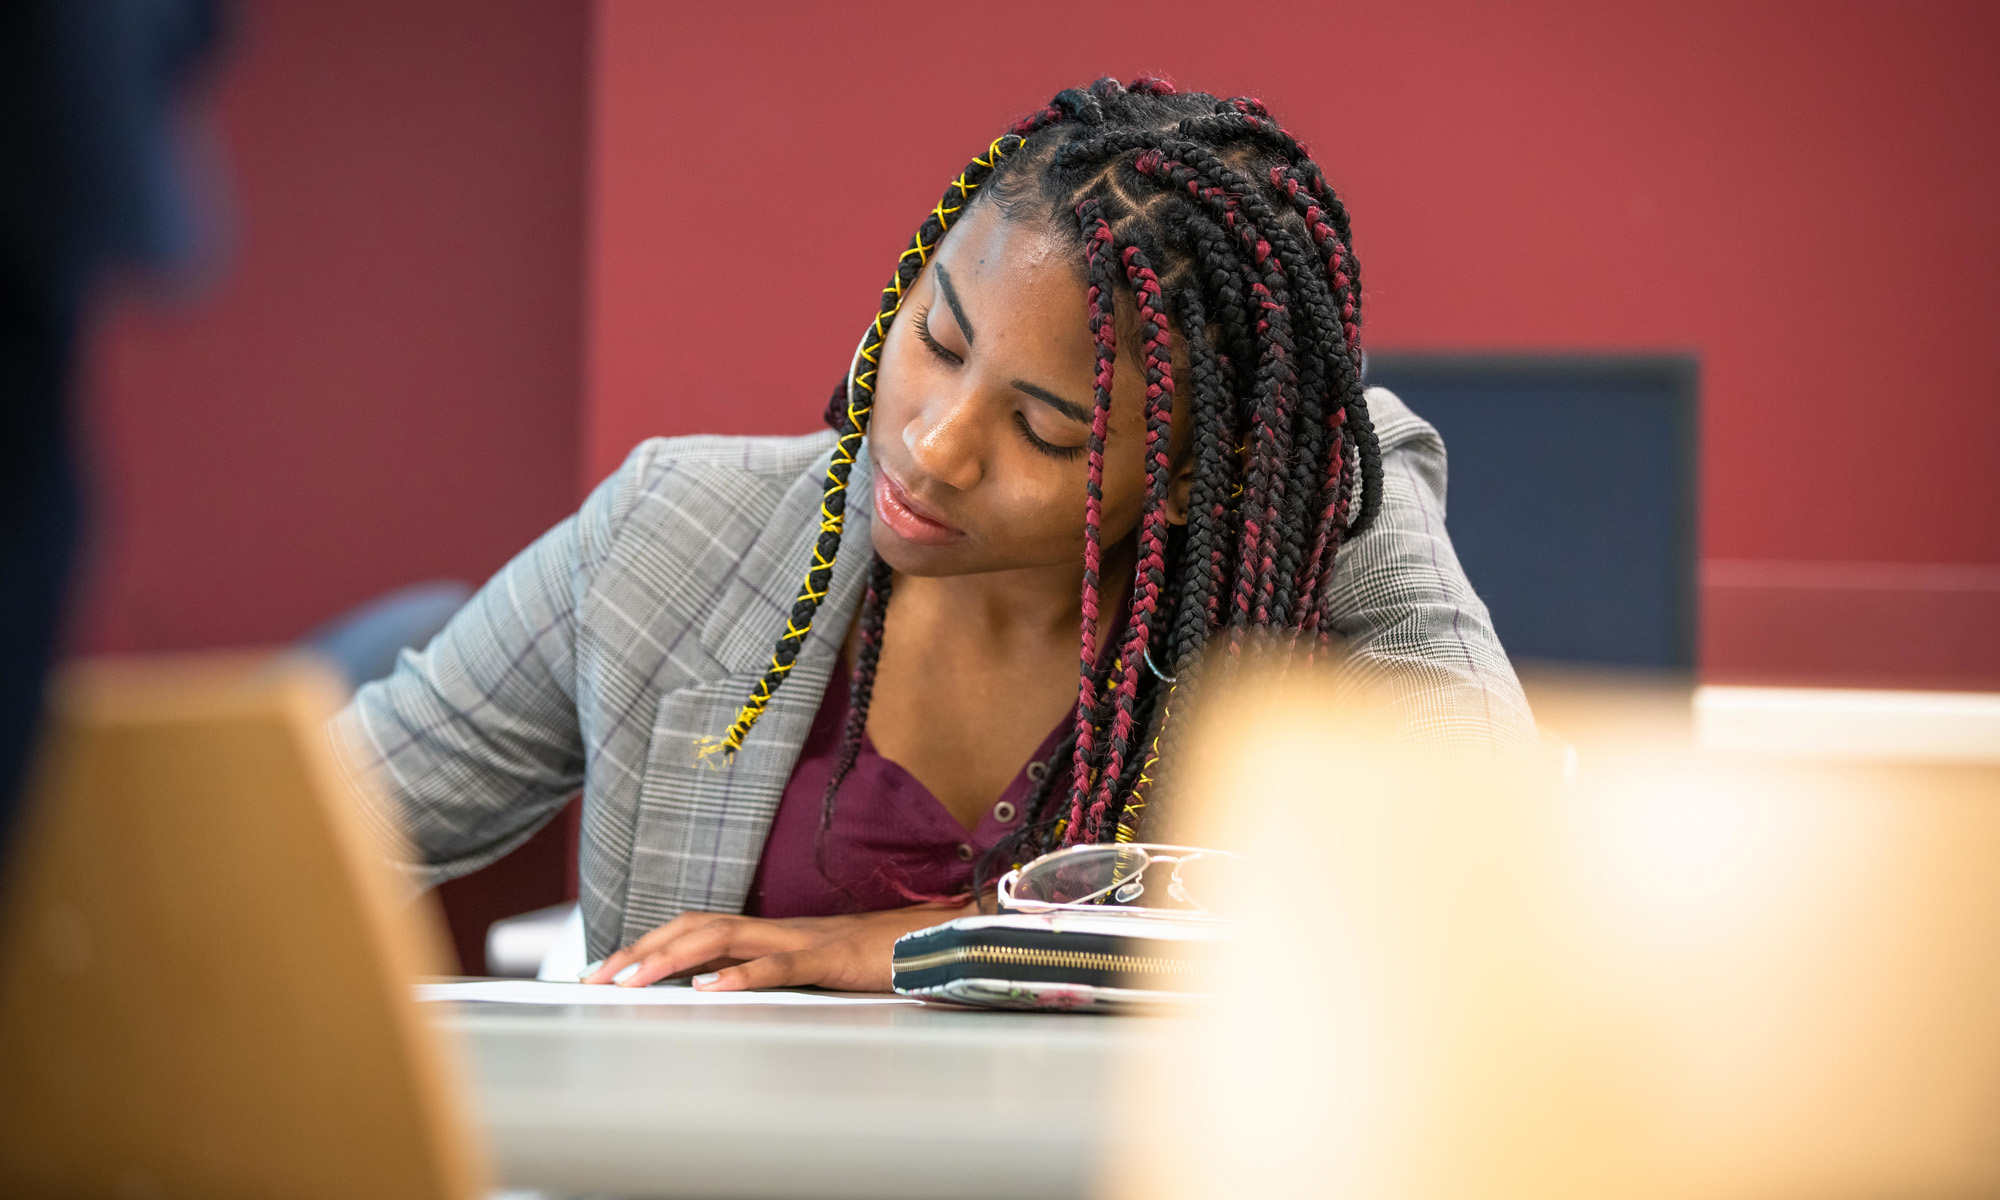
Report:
744,665,1072,918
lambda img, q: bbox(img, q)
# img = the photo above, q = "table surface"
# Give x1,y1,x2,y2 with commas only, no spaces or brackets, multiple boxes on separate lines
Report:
436,988,1176,1200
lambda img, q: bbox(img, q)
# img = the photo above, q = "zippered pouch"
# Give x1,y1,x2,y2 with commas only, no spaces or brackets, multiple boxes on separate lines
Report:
890,912,1223,1011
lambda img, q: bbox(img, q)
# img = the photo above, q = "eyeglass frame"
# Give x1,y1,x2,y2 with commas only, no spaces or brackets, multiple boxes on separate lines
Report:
994,842,1238,919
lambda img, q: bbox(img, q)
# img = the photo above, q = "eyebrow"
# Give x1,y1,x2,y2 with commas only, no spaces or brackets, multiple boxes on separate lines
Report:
1012,379,1093,425
933,264,976,347
934,262,1090,426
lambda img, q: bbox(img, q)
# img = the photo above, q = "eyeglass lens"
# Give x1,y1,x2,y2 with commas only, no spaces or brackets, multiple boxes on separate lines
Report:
1014,845,1154,905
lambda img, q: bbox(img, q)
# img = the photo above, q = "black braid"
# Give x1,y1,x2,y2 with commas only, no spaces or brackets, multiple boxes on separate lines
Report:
1069,116,1383,538
1095,133,1350,628
814,553,894,886
993,81,1381,842
1058,134,1305,628
1167,289,1236,672
1204,105,1383,534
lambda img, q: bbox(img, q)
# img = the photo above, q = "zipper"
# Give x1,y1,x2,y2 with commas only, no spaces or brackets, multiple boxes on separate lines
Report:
891,943,1201,977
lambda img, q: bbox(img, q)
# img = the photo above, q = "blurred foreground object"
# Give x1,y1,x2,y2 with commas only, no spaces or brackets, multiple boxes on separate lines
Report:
0,0,221,856
1696,684,2000,763
1116,669,2000,1199
0,653,485,1199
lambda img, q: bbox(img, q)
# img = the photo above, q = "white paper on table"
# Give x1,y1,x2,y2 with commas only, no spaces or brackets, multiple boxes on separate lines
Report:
416,979,919,1006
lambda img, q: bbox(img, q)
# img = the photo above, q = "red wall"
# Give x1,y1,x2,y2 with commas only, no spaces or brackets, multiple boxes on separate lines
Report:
584,1,2000,686
80,2,1999,674
77,0,588,654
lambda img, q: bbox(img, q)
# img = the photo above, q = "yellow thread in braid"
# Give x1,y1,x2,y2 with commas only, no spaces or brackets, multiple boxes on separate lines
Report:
702,135,1022,764
1116,682,1176,843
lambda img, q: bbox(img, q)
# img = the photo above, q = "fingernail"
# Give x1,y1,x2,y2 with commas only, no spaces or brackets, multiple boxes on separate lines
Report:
693,972,721,986
578,958,605,982
613,963,640,985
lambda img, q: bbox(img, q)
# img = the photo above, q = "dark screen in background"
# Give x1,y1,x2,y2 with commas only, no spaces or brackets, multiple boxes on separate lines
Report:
1362,354,1699,670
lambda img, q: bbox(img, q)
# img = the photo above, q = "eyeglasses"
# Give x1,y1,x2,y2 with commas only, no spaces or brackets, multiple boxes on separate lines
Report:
995,843,1239,919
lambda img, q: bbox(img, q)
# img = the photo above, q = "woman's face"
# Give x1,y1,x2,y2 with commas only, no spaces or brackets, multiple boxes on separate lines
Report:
866,200,1189,580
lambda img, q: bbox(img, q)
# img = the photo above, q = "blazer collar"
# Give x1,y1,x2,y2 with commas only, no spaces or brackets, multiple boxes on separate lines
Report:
699,439,876,674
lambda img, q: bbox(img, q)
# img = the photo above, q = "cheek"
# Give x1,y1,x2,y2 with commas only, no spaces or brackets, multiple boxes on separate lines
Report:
982,418,1154,557
984,458,1087,552
989,440,1148,557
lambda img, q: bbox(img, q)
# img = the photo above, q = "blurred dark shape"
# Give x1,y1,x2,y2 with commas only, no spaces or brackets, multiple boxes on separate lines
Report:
0,0,221,857
1366,353,1699,669
302,581,473,694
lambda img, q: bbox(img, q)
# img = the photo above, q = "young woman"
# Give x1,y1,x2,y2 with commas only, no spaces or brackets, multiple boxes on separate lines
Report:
335,78,1533,993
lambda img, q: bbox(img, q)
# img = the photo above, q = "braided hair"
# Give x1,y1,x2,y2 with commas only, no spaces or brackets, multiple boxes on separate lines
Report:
710,77,1383,876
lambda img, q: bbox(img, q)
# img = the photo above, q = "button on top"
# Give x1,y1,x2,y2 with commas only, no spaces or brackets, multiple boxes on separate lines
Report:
1025,761,1049,783
955,842,974,862
993,800,1018,824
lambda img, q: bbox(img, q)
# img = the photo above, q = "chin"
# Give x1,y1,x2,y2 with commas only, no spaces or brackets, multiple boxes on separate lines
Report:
868,523,978,578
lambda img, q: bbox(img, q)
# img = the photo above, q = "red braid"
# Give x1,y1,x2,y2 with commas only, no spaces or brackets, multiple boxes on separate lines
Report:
1130,154,1304,639
1293,408,1349,643
1272,165,1361,360
1066,205,1120,840
1082,241,1179,842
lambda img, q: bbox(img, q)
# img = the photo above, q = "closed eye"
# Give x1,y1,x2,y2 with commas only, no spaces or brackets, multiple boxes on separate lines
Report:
1014,412,1086,461
914,305,962,366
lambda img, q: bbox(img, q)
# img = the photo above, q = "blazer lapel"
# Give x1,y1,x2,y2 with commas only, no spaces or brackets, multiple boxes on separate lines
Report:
618,446,875,941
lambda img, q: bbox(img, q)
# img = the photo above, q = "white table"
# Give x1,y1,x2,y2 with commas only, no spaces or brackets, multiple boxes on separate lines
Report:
438,992,1173,1199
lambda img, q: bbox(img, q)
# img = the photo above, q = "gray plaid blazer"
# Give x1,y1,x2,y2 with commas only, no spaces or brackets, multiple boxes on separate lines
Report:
333,387,1532,959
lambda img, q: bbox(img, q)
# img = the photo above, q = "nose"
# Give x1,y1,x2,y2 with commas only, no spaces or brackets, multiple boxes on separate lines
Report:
903,386,987,493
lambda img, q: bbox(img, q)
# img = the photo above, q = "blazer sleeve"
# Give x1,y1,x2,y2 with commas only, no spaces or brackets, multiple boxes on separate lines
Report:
329,439,663,888
1320,392,1538,753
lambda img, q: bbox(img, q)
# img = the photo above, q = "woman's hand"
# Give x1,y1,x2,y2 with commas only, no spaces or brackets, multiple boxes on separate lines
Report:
580,901,974,993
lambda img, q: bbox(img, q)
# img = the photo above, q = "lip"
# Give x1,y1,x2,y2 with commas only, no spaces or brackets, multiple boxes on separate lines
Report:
874,470,965,547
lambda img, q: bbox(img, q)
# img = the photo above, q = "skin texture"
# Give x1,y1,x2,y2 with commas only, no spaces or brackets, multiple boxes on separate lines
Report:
587,202,1192,992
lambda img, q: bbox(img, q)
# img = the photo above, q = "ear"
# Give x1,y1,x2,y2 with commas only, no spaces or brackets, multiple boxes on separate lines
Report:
1165,454,1196,526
